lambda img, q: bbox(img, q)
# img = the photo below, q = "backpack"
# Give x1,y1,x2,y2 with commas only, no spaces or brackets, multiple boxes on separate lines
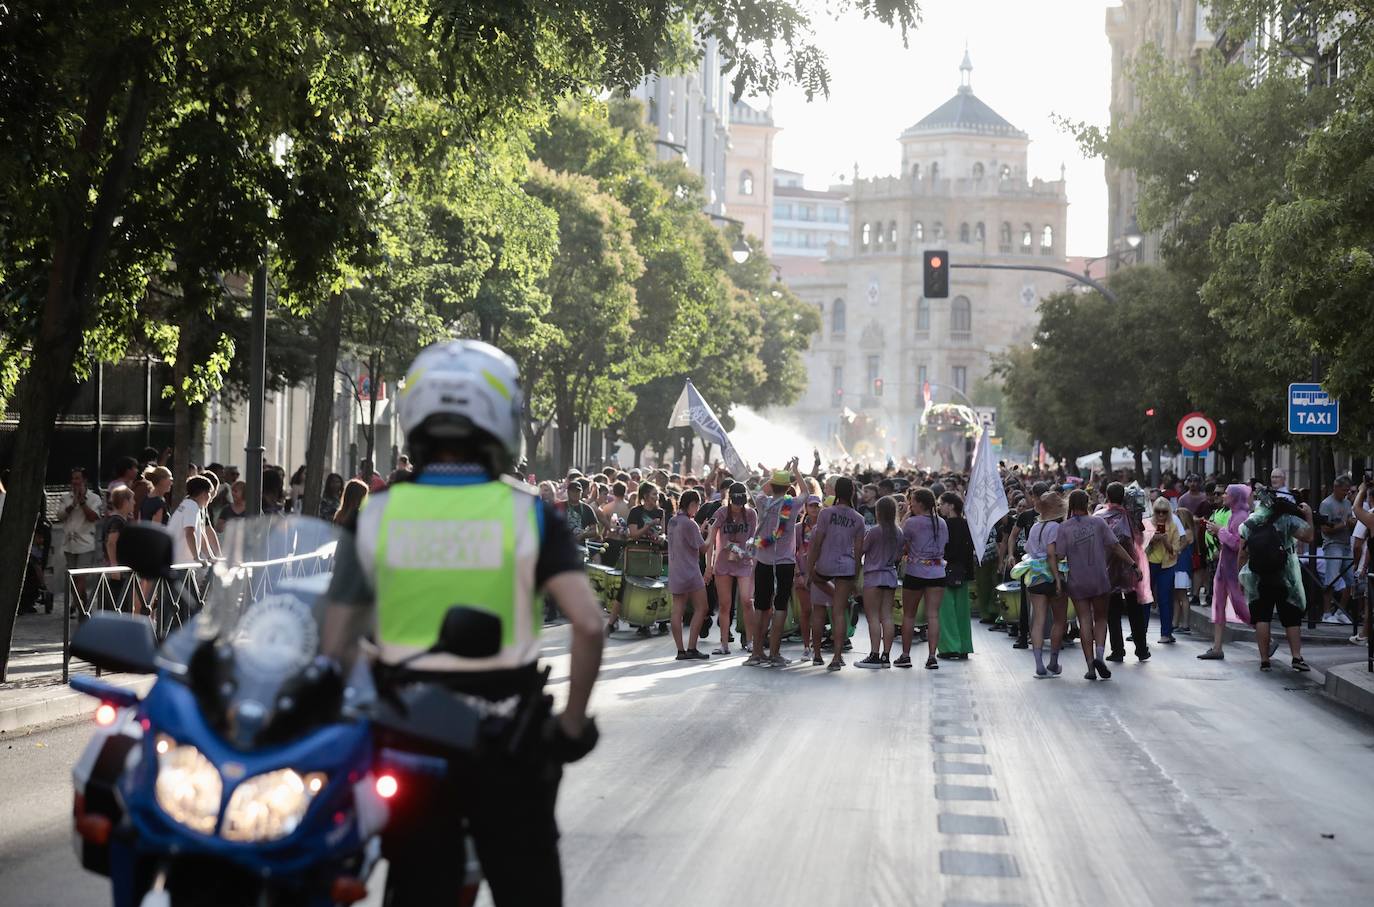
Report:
1245,516,1288,577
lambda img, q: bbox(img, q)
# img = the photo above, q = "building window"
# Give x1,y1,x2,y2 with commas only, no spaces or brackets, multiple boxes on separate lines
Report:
1041,225,1054,251
933,222,945,241
974,222,985,243
916,298,930,333
999,164,1011,180
832,365,844,403
959,223,970,243
951,296,971,339
1021,223,1033,251
888,220,898,247
972,162,985,180
822,206,840,223
832,298,846,335
861,223,871,249
1000,222,1012,247
913,221,925,242
774,202,792,219
931,162,940,182
740,170,754,196
952,366,967,394
911,163,922,181
866,355,880,387
917,365,928,387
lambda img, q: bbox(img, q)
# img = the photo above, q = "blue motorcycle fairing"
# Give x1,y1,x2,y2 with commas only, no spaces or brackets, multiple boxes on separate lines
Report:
71,674,143,708
120,674,373,879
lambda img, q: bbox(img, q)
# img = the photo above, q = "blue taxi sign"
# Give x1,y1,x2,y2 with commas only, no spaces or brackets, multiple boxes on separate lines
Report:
1287,383,1339,436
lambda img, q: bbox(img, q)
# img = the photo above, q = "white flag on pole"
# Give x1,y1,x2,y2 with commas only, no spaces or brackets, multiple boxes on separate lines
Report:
965,428,1009,563
668,380,750,480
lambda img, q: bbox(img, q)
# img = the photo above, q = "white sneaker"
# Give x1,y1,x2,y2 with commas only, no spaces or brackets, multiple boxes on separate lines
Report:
1350,635,1369,645
801,648,812,662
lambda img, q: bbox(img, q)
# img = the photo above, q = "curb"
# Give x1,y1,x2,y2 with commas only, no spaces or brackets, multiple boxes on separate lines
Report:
1188,604,1357,647
1323,662,1374,720
0,675,155,737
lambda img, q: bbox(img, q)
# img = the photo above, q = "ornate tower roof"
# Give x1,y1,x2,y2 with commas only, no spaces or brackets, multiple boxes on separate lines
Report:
902,53,1027,140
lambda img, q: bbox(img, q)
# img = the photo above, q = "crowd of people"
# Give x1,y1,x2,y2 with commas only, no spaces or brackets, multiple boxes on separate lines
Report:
532,454,1374,679
22,449,416,617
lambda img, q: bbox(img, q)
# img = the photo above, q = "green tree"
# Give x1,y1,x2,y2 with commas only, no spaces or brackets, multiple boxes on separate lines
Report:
520,163,643,471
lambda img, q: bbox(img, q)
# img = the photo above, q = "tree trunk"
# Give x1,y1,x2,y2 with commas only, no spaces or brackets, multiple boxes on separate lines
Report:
633,445,644,468
1132,446,1144,483
303,292,345,520
523,422,545,468
0,59,153,680
170,321,194,513
1101,446,1115,480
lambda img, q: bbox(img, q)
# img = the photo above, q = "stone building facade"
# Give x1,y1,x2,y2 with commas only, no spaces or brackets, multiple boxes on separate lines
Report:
723,99,779,255
777,56,1069,461
1105,0,1216,269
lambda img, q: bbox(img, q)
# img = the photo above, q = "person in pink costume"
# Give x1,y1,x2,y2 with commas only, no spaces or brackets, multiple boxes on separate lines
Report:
1197,483,1251,660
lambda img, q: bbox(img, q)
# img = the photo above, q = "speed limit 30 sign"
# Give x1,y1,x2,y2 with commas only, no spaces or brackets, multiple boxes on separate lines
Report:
1177,411,1217,452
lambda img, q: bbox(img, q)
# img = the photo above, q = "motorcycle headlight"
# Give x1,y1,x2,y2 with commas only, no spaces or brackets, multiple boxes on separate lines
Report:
221,769,327,843
153,735,222,835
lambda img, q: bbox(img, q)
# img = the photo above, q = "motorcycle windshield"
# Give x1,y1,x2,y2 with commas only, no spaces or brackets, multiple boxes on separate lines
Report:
195,516,343,748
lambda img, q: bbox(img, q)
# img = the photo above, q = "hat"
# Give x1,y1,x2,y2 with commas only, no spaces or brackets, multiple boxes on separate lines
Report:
806,494,822,506
769,469,793,488
1037,490,1067,521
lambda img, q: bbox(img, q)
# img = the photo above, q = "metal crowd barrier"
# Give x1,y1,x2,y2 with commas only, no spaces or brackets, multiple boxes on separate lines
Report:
62,544,336,682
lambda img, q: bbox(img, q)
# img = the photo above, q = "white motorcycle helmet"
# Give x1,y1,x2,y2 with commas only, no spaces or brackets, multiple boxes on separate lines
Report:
397,340,522,473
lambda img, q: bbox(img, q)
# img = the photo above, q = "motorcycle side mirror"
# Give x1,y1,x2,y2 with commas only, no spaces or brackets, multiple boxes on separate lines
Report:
70,613,159,674
116,524,175,579
434,605,503,659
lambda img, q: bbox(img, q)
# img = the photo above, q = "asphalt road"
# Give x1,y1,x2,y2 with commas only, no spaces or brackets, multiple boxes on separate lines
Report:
4,618,1373,907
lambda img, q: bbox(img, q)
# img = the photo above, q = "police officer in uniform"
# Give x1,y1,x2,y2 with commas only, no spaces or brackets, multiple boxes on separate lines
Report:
321,340,604,905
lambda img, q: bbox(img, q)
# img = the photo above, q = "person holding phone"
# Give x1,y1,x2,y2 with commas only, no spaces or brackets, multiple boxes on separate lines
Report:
1144,498,1184,643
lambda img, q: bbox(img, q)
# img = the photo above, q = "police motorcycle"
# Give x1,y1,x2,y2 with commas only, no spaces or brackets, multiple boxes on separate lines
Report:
67,516,487,907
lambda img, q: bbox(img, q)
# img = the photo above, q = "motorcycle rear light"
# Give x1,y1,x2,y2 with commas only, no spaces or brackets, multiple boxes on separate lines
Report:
330,876,368,905
94,703,117,726
374,774,398,799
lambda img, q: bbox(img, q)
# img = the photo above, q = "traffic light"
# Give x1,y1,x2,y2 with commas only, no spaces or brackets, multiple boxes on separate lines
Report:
873,377,884,397
923,249,949,299
834,387,844,404
1145,407,1156,417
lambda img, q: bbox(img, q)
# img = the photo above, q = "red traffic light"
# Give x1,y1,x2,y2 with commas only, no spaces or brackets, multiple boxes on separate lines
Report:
1145,408,1156,417
929,256,942,269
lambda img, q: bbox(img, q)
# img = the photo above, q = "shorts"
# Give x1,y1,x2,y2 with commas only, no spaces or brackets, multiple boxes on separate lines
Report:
1025,580,1058,597
66,550,100,570
753,562,795,611
1249,589,1303,628
1322,546,1352,590
1174,570,1192,591
902,575,945,591
815,572,857,584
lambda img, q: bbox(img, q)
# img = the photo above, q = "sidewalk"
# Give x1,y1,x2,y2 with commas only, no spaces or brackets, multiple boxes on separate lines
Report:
0,608,151,736
1181,602,1374,719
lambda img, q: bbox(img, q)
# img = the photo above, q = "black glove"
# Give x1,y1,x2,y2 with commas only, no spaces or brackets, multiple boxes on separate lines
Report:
546,715,599,764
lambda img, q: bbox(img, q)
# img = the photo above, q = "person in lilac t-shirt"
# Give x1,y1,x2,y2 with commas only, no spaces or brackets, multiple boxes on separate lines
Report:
806,476,865,672
752,461,801,666
666,489,710,661
706,483,758,656
898,487,949,669
856,495,902,668
1057,489,1137,680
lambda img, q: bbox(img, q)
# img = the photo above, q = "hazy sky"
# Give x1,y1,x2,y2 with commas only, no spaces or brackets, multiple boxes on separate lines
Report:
765,0,1114,257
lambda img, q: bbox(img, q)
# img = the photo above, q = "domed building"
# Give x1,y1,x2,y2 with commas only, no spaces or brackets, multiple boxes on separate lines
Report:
779,54,1069,462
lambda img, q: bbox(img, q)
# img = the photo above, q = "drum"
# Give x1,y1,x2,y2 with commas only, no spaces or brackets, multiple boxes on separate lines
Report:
623,544,664,578
586,563,622,611
621,575,671,629
995,581,1023,622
